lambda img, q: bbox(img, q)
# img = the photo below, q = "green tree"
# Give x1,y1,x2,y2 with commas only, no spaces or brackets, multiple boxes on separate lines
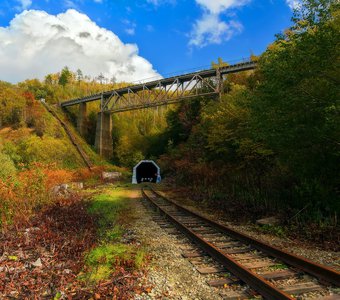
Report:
44,74,53,85
251,0,339,213
58,66,72,86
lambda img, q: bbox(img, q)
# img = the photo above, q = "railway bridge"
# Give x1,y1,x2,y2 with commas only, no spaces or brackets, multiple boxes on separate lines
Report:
61,60,257,158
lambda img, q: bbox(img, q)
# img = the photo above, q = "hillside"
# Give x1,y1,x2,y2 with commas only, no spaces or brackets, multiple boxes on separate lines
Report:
0,97,104,171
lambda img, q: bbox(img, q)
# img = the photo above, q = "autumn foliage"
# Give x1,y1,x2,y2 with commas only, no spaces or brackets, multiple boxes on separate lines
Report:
0,163,74,228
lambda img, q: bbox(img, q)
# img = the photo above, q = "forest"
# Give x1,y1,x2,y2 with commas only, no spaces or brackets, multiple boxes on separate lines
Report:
0,0,339,231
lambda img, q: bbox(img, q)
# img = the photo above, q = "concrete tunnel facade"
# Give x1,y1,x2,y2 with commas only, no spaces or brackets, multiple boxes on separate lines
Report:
132,160,161,184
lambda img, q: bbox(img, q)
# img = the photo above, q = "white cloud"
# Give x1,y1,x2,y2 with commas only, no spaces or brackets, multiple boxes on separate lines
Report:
286,0,300,10
145,0,176,6
17,0,32,10
94,0,103,3
125,28,135,35
189,0,249,48
64,0,77,9
195,0,249,14
189,13,242,47
0,9,161,83
122,19,136,36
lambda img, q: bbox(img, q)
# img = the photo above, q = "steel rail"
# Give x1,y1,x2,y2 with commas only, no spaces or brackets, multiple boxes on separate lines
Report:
148,188,340,287
142,188,295,300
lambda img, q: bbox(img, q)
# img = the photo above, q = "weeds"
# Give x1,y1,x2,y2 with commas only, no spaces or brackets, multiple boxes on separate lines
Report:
84,244,145,282
257,224,287,238
268,263,288,270
83,188,147,284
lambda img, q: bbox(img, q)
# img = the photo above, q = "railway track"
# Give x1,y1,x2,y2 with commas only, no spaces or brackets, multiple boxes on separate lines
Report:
142,187,340,300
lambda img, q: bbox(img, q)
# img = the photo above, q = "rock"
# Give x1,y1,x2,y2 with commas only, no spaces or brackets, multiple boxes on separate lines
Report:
25,227,40,232
60,183,68,189
102,172,122,181
256,216,280,226
32,258,43,268
51,184,70,197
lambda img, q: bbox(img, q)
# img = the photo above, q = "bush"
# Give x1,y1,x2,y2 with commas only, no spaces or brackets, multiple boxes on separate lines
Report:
0,151,16,180
0,163,74,229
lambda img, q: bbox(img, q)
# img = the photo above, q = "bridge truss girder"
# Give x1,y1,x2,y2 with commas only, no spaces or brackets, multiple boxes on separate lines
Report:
60,60,257,113
101,74,220,113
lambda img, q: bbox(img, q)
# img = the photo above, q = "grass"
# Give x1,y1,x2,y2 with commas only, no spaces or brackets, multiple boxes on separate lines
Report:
268,263,288,271
82,187,146,283
53,107,109,167
256,224,287,238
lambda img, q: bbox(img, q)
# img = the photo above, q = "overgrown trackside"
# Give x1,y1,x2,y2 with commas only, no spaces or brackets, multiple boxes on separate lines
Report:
80,187,148,299
0,187,148,299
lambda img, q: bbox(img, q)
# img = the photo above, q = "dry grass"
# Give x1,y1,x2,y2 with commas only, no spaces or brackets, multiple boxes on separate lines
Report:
0,127,34,141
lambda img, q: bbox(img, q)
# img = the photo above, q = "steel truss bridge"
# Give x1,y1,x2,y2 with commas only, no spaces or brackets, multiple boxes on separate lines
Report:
61,60,257,113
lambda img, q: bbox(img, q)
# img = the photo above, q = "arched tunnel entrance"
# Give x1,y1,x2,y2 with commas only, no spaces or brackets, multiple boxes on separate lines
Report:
132,160,161,184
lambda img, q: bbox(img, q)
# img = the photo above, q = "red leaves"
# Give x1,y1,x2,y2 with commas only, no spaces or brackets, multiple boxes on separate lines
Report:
0,163,75,228
0,194,149,299
0,196,96,298
22,91,35,103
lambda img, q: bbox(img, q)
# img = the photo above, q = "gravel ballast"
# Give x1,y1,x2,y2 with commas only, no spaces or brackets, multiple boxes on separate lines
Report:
129,191,221,300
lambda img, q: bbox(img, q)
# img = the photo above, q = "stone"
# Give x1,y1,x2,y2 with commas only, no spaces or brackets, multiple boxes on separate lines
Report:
60,184,69,191
196,266,226,274
32,258,43,268
256,216,280,226
102,172,122,180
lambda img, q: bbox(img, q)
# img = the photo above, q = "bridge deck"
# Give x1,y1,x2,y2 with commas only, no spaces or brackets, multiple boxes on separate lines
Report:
61,60,257,108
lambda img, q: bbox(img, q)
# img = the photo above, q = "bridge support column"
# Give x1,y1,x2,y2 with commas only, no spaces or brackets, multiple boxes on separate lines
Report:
95,112,113,159
216,68,224,100
77,103,87,137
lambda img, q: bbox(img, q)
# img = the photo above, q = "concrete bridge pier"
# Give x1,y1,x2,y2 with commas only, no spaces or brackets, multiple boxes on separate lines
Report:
77,103,87,137
95,112,113,159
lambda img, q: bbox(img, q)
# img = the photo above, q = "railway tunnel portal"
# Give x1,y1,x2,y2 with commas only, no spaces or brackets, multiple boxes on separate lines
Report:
132,160,161,184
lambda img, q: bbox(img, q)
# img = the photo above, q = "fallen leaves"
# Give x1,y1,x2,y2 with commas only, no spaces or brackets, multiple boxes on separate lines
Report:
0,192,150,299
0,194,97,298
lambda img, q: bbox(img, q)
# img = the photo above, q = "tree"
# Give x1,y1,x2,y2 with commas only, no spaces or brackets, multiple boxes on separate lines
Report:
211,57,229,69
44,74,53,85
97,73,105,84
251,0,339,212
76,69,83,83
58,66,72,87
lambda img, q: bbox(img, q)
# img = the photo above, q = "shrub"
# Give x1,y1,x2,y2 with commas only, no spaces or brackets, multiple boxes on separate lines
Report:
0,151,16,180
0,163,74,229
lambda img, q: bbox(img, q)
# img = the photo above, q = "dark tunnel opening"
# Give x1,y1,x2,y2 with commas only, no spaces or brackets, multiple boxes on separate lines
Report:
136,162,158,183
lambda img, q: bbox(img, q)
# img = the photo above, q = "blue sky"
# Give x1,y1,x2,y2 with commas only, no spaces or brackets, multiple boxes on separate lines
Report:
0,0,297,83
